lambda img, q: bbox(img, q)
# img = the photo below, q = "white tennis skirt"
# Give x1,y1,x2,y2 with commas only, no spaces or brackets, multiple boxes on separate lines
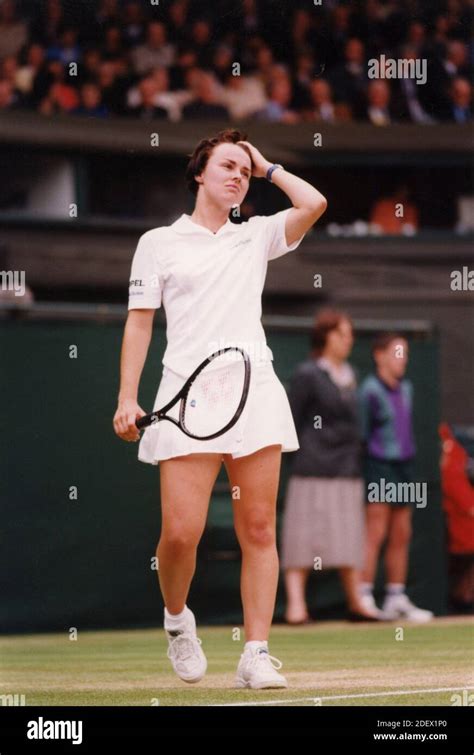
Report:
137,360,299,465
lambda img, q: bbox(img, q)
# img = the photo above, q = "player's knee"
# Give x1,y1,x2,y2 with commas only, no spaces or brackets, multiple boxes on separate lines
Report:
240,519,275,549
159,529,200,552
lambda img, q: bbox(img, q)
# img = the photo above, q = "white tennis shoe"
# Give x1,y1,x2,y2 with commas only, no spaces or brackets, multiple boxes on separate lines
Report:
382,593,433,623
359,593,386,619
235,645,288,689
165,607,207,683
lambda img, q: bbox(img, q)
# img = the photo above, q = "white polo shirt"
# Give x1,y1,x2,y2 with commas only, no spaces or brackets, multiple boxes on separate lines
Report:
128,208,305,376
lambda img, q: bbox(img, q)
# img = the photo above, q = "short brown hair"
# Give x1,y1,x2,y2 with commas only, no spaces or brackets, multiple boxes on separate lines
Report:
310,308,353,356
185,128,254,196
371,332,406,356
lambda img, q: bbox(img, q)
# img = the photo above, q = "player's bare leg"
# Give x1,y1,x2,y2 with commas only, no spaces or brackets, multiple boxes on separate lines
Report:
223,444,288,688
157,452,222,683
158,452,222,611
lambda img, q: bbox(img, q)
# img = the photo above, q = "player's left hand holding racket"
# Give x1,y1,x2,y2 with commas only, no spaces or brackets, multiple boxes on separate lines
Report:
135,347,251,441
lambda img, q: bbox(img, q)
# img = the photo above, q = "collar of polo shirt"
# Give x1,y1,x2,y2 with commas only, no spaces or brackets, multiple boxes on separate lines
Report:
171,213,239,237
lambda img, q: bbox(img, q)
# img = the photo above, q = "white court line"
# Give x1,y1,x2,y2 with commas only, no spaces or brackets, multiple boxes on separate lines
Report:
213,686,474,706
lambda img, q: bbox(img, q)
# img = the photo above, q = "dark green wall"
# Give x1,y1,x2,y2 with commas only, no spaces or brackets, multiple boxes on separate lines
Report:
0,318,445,633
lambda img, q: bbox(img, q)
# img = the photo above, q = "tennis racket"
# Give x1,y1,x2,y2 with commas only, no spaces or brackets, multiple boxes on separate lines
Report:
135,347,251,440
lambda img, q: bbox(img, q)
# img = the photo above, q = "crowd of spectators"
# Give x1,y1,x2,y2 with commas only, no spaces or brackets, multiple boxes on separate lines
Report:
0,0,472,123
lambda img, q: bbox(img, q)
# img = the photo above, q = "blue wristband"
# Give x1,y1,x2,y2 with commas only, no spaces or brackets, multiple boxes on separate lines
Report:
266,164,284,182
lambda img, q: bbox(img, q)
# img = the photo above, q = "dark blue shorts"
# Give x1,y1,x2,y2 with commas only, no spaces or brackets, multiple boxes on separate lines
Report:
363,457,415,506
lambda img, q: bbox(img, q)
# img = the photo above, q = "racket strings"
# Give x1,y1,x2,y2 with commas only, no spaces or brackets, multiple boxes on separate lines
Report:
183,355,247,437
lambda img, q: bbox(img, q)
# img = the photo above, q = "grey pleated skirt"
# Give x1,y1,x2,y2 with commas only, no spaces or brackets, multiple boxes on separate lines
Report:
280,476,365,570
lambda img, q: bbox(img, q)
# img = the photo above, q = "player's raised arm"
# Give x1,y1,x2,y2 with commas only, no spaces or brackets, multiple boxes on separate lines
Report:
237,140,327,247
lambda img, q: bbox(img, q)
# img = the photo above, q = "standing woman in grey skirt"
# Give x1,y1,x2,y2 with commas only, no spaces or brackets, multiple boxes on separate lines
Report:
280,309,382,623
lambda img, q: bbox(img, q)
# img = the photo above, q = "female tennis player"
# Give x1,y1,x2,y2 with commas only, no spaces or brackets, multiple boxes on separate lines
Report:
113,129,327,689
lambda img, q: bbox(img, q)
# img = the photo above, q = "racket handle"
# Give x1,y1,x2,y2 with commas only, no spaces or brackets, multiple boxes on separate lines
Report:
136,413,156,430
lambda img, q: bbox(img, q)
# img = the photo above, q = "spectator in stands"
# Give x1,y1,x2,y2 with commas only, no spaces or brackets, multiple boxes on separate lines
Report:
168,46,198,90
429,39,470,120
127,67,182,121
0,78,20,110
181,69,229,120
131,20,176,75
127,75,168,120
101,25,126,62
290,9,317,63
121,1,146,48
444,77,472,123
405,20,428,57
364,80,394,126
0,0,28,59
304,78,338,123
358,333,433,622
240,0,262,37
46,27,81,66
78,48,102,86
212,44,233,85
15,43,46,98
96,60,127,115
188,19,214,70
254,75,299,123
38,60,80,114
432,13,450,56
441,40,470,82
291,51,317,111
73,82,108,118
166,0,191,49
95,0,121,28
30,0,63,47
281,309,381,624
328,38,368,120
220,71,267,121
327,4,353,68
389,45,435,124
0,55,21,92
2,0,472,125
369,185,419,235
251,44,276,91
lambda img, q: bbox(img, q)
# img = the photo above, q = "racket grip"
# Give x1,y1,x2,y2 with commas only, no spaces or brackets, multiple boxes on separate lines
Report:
136,414,154,429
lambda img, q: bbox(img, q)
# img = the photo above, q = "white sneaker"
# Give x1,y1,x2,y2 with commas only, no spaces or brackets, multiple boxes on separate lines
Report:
165,607,207,683
382,593,434,623
359,593,386,619
235,645,288,689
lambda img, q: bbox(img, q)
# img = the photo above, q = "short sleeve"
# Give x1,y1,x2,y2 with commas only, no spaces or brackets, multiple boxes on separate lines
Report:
357,383,372,442
261,208,306,261
128,232,162,310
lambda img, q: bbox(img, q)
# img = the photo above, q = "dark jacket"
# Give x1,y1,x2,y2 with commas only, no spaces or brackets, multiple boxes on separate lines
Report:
288,359,362,478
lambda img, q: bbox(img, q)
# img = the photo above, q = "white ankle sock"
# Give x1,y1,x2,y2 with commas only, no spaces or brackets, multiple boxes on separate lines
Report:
244,640,268,653
164,605,189,626
386,583,405,596
360,582,374,596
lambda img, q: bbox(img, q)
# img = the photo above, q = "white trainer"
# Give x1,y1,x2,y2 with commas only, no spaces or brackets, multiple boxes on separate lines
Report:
359,593,386,619
235,646,288,689
382,593,434,623
165,608,207,683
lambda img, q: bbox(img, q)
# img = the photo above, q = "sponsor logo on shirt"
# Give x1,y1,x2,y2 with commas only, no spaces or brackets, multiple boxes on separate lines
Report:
231,239,251,249
129,279,144,286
